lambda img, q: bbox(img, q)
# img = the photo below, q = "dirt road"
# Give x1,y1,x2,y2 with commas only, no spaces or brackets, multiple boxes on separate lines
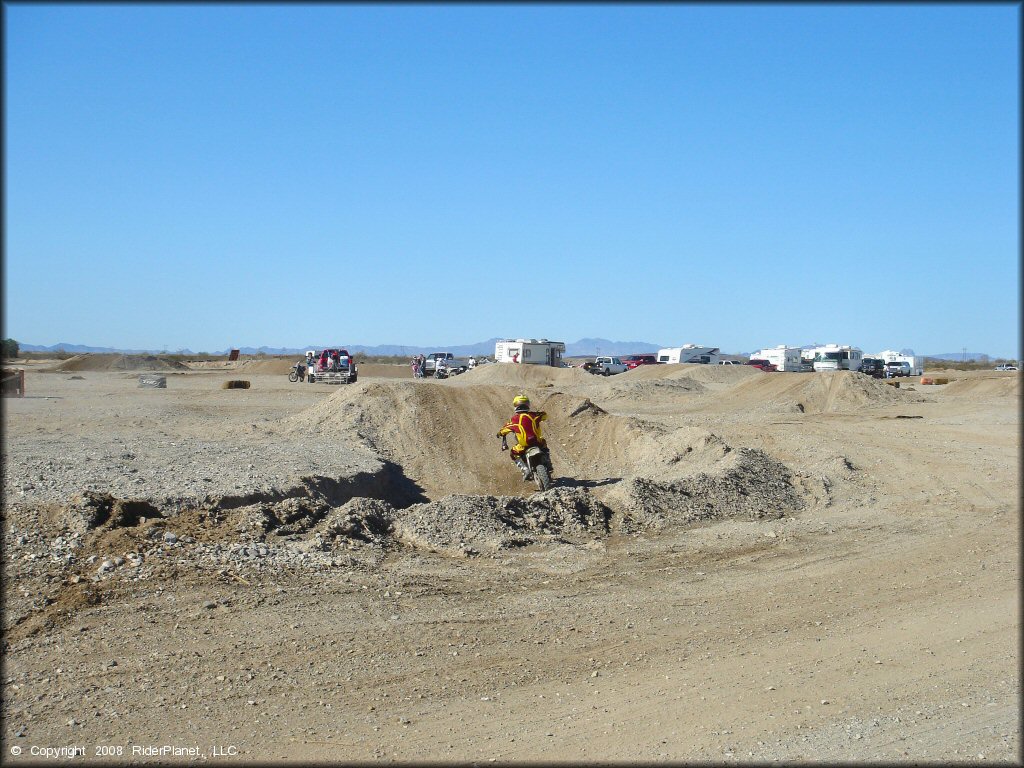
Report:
1,360,1018,762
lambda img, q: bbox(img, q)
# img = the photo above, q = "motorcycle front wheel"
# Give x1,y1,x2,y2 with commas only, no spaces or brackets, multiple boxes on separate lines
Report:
288,371,299,382
533,464,552,492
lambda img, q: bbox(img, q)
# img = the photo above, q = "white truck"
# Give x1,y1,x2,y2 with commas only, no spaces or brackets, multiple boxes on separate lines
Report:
587,356,628,376
493,339,566,367
423,352,471,378
750,345,803,372
656,345,721,365
810,344,863,372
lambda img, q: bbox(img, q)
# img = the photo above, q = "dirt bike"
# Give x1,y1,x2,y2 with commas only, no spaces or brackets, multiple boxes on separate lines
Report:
288,363,307,383
500,434,553,491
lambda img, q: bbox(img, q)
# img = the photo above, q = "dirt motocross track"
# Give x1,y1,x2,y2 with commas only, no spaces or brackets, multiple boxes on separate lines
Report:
1,360,1019,763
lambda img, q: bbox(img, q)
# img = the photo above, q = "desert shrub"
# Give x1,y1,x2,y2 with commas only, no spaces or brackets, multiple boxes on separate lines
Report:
1,339,18,359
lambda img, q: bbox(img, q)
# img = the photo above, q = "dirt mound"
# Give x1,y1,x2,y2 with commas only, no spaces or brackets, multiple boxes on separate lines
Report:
588,377,708,404
706,371,929,414
940,376,1019,398
621,363,762,385
284,381,523,498
52,354,190,372
356,363,410,379
233,358,297,374
607,447,802,532
281,381,806,537
453,363,593,388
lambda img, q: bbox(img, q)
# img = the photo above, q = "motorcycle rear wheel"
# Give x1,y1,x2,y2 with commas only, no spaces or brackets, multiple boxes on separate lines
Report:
533,464,552,492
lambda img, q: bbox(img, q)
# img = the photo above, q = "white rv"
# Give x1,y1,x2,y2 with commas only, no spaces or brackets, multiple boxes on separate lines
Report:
810,344,863,372
494,338,566,367
876,350,924,376
750,345,803,372
656,345,721,365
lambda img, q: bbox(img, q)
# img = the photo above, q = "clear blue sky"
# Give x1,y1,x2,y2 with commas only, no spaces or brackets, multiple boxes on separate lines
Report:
4,3,1019,356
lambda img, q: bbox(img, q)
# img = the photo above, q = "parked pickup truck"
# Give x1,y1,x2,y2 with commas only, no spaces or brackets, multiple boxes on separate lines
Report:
884,361,912,377
588,356,628,376
423,352,470,378
860,358,886,378
308,348,357,384
622,354,659,370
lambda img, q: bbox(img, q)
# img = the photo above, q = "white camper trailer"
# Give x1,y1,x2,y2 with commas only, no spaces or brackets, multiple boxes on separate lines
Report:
656,345,721,365
494,338,566,367
810,344,863,372
751,345,803,372
876,350,924,376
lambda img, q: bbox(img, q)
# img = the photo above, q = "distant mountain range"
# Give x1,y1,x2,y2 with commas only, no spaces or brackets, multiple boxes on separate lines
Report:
15,340,1005,361
16,338,664,357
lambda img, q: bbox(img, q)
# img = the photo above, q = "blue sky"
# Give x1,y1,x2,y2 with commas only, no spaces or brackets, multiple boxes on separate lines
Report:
4,3,1019,356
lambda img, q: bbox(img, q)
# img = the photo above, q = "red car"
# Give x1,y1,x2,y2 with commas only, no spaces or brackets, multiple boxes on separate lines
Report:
622,354,659,370
746,359,777,372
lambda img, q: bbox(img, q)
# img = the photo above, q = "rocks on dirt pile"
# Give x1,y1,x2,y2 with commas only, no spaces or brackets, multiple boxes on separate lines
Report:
607,447,804,532
391,487,611,556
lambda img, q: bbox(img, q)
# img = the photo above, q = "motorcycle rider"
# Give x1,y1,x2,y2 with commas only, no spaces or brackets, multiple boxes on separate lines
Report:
497,395,548,479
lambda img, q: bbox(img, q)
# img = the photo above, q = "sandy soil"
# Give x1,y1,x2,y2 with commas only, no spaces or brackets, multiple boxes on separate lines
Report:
1,359,1018,763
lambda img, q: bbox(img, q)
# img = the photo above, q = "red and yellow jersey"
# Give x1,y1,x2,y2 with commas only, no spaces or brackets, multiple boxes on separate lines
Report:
499,410,547,451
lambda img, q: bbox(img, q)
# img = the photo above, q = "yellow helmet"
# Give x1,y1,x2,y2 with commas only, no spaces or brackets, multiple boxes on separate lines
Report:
512,394,530,411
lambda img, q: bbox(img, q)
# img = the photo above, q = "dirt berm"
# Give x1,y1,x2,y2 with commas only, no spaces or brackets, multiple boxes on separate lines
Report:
49,354,190,372
283,378,804,553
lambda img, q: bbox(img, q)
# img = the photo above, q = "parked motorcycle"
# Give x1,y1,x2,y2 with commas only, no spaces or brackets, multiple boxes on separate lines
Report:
288,363,307,383
500,434,553,491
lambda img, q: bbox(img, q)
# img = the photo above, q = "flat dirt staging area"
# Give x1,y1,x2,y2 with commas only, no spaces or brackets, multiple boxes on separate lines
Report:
2,357,1019,763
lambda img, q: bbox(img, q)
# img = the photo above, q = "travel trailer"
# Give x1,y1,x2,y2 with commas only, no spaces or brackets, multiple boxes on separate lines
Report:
876,350,924,376
656,345,721,365
810,344,863,372
750,345,803,372
493,339,566,367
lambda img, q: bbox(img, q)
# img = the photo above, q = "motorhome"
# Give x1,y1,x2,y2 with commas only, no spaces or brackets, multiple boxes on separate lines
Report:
875,350,924,376
656,345,720,365
810,344,863,372
494,339,566,367
750,345,803,372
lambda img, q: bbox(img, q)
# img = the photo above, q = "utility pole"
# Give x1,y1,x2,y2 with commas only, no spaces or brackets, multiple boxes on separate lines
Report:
962,347,967,364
